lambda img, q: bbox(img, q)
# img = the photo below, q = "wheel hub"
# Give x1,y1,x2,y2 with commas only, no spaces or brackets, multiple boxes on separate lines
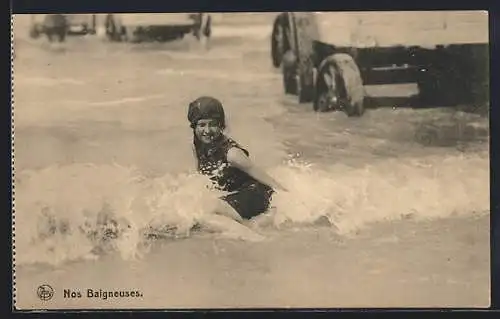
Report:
329,95,338,105
317,91,343,112
282,50,297,69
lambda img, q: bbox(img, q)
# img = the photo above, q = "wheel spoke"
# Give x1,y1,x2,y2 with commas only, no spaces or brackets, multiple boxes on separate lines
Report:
323,72,332,87
323,65,337,92
328,65,337,88
318,63,341,111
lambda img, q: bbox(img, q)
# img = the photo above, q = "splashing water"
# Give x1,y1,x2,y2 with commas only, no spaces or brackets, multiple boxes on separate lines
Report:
269,154,489,233
14,163,217,265
14,150,489,267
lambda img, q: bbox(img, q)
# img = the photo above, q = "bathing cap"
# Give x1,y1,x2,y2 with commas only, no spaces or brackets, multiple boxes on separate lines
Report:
187,96,226,128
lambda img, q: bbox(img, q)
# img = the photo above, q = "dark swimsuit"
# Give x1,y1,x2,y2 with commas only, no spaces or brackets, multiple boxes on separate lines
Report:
194,135,274,220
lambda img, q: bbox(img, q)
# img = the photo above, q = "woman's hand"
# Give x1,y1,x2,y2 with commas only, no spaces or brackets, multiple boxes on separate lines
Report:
275,184,289,193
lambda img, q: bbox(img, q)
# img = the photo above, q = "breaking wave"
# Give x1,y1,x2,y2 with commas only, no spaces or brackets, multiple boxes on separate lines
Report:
14,151,489,267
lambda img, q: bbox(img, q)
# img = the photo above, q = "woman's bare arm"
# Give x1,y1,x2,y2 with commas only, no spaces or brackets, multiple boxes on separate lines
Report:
191,145,199,170
227,147,288,192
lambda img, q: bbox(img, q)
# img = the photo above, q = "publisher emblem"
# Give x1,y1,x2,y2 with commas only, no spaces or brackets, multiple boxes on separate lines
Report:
37,284,54,301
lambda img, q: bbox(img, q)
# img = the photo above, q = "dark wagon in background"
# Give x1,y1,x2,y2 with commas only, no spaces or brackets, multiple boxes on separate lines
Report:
29,14,97,42
104,13,211,43
270,11,489,117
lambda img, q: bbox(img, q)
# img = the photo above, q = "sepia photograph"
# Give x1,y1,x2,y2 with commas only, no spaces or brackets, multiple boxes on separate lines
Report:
11,11,490,309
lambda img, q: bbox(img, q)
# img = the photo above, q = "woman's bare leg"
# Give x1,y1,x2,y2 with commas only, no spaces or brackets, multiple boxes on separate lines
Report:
196,199,265,242
197,214,265,242
212,199,244,222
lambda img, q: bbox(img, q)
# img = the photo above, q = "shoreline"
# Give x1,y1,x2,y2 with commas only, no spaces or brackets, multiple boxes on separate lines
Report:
15,213,490,309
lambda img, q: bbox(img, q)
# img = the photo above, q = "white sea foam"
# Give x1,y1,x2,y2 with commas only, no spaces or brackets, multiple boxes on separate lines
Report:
14,150,489,267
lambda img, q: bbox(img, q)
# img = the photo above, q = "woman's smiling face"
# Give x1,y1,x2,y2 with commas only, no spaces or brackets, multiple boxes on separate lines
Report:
195,119,223,144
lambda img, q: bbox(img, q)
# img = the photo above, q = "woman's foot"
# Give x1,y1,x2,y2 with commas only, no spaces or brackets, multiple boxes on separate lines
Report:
247,212,276,229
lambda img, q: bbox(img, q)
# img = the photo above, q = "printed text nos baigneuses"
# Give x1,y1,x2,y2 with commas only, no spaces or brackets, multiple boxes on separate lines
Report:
63,288,144,300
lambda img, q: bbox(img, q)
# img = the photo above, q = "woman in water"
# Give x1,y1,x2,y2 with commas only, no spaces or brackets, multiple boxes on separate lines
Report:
188,96,288,241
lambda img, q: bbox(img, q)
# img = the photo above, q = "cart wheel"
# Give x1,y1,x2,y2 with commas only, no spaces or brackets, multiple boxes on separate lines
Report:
271,13,288,68
199,14,212,49
282,50,298,95
203,15,212,38
192,14,211,42
296,62,315,103
281,49,314,103
105,15,119,41
295,67,314,103
314,53,365,116
120,27,128,42
57,28,66,42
